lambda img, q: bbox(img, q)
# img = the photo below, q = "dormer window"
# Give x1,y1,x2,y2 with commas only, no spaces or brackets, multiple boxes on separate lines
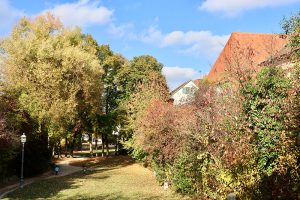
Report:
182,87,191,94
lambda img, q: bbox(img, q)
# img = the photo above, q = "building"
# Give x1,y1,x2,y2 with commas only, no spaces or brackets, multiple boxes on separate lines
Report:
170,79,200,105
207,32,288,82
171,32,290,105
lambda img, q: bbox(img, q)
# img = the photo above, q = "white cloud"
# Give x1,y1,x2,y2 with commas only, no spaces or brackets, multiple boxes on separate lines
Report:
141,26,229,56
162,67,201,90
162,31,185,46
108,23,135,38
40,0,113,27
140,26,163,44
0,0,25,35
199,0,300,16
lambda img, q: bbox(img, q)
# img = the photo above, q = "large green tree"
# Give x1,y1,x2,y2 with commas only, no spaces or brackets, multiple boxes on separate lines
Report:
117,55,166,98
0,13,103,155
95,45,127,156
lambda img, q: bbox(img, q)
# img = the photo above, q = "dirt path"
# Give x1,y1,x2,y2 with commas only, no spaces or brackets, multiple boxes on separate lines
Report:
0,157,89,199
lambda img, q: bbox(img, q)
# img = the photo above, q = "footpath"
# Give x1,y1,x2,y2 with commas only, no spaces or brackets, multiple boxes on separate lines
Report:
0,157,89,199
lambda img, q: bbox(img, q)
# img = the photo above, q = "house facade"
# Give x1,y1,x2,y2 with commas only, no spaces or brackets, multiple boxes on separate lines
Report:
170,80,199,105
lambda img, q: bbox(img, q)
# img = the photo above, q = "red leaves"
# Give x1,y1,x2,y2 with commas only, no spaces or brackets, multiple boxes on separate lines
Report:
135,100,197,163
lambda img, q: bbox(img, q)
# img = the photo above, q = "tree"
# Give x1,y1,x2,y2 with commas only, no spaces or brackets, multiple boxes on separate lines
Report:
112,55,170,157
98,45,127,156
0,93,18,181
118,56,169,145
117,55,166,99
282,12,300,58
0,13,103,156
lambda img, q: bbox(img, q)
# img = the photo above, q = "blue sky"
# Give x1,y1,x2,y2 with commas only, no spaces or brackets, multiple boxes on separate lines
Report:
1,0,300,89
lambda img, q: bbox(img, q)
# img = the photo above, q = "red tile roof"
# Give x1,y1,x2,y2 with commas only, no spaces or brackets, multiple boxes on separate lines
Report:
193,79,201,86
207,32,288,82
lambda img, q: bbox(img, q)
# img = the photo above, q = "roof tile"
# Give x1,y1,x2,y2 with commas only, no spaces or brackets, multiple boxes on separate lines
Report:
207,32,288,82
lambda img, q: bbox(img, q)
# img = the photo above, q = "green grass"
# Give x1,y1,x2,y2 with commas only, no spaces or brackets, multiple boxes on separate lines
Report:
3,156,187,200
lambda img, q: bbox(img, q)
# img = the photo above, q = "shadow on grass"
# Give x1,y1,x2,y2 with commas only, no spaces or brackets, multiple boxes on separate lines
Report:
5,173,165,200
95,156,136,168
74,193,167,200
73,149,116,158
4,156,136,200
70,155,135,168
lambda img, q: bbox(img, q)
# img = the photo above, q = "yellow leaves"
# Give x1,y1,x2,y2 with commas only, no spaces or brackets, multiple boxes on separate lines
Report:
0,13,104,138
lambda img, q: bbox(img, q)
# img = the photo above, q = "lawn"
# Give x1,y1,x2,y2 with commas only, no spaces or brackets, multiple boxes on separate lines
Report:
3,156,187,200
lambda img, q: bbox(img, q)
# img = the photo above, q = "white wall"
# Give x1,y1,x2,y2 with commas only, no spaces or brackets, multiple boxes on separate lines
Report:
171,81,198,105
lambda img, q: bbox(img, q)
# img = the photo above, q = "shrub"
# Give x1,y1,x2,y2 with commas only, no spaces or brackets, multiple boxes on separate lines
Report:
171,152,198,194
241,66,299,199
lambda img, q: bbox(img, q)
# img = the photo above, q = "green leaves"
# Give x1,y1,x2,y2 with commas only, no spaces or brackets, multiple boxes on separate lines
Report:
240,64,300,198
0,14,103,138
117,55,166,98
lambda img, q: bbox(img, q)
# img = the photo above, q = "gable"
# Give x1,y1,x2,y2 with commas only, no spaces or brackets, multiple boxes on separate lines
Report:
207,32,288,82
171,80,198,96
171,80,199,105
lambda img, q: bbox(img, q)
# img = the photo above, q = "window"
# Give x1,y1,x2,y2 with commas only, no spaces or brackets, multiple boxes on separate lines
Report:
182,87,191,94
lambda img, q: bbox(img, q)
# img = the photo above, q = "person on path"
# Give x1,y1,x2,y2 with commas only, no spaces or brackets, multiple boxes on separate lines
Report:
54,165,60,175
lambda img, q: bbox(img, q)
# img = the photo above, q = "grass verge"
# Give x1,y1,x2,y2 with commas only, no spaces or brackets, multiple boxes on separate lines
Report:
3,156,187,200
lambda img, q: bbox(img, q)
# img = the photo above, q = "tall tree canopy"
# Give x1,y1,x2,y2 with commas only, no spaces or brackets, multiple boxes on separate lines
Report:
0,13,103,138
118,55,170,153
117,55,167,98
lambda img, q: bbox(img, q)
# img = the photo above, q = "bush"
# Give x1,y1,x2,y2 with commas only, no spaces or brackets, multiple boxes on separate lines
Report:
128,65,300,199
171,152,198,194
15,132,51,177
0,93,52,179
151,156,167,185
126,13,300,199
0,95,19,182
241,66,300,199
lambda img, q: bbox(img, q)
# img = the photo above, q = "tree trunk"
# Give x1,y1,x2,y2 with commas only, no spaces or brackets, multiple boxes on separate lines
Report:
115,134,119,156
78,133,83,151
70,131,78,157
114,135,117,155
58,142,61,158
106,135,109,156
65,137,68,157
101,132,105,157
89,133,93,157
95,136,98,157
52,146,55,157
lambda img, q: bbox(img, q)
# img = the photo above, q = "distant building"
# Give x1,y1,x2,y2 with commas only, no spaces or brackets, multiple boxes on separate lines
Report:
171,32,290,105
82,134,102,145
170,80,200,105
207,32,288,82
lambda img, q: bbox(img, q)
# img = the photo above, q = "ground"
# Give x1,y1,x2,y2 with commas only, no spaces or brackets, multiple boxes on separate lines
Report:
2,156,187,200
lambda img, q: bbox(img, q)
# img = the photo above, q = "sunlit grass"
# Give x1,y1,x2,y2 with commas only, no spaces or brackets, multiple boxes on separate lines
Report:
3,156,187,200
